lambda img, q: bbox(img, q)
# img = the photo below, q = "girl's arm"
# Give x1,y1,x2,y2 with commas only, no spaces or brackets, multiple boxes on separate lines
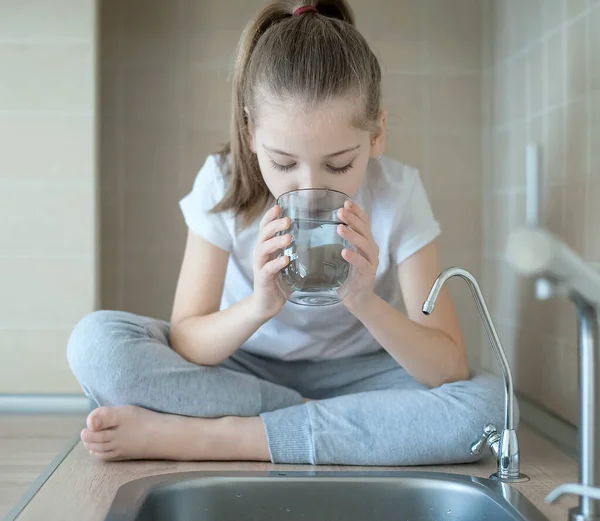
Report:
352,241,468,388
169,230,269,366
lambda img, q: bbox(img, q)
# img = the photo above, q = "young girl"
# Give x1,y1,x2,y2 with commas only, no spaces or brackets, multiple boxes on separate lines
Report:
67,0,507,466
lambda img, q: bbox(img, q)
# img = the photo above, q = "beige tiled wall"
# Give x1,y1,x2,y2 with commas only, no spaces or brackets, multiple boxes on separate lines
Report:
481,0,600,425
100,0,484,367
0,0,97,393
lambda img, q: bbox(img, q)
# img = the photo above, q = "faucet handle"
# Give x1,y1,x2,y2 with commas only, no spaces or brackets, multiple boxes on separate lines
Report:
471,424,499,456
546,484,600,504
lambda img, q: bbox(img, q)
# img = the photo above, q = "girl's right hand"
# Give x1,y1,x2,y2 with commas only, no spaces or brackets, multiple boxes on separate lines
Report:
251,205,292,320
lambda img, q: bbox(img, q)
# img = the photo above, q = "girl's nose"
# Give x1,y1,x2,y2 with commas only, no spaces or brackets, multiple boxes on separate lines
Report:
298,170,325,191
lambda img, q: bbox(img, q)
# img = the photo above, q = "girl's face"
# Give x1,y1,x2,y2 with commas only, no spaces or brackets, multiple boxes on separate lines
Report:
248,98,386,200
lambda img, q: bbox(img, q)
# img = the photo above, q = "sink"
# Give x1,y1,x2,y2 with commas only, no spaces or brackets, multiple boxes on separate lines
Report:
104,471,550,521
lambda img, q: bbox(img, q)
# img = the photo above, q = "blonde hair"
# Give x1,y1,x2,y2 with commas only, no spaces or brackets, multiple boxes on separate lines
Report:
214,0,382,225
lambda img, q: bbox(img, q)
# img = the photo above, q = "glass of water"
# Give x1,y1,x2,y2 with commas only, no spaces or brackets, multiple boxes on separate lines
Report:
276,188,353,306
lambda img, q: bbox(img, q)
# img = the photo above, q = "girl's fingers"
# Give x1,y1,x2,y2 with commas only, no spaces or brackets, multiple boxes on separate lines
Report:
261,255,290,277
256,234,292,267
342,247,371,271
337,225,377,266
259,205,281,230
344,201,370,226
338,207,371,240
260,216,291,243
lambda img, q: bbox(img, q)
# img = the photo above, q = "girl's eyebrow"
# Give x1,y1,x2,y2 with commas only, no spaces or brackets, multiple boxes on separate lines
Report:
263,144,361,158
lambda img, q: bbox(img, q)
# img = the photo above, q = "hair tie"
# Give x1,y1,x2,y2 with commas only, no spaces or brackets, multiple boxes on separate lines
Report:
293,5,318,16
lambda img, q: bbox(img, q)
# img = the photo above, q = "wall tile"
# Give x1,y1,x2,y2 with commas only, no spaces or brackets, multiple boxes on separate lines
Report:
506,0,530,54
491,0,511,63
542,184,566,236
520,0,543,44
0,0,95,42
509,54,526,123
428,74,481,129
492,64,510,128
370,38,425,74
0,44,94,111
99,0,121,71
428,131,481,198
567,17,587,101
180,130,229,194
512,326,544,400
188,69,233,133
123,252,182,321
382,75,425,131
544,31,565,108
0,329,81,394
526,42,544,117
591,7,600,91
541,339,579,425
123,187,186,256
591,93,600,177
585,177,600,261
481,0,494,69
543,108,565,184
491,129,511,191
0,114,94,181
564,100,589,180
182,0,265,31
427,0,481,71
542,0,566,34
431,195,481,252
0,258,94,329
509,122,527,188
355,0,425,42
384,130,425,173
566,0,590,18
122,130,184,191
121,67,185,133
187,29,239,71
563,180,587,254
121,0,183,68
0,181,94,256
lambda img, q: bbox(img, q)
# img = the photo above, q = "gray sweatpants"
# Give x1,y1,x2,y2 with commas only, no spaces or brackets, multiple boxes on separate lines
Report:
67,310,511,466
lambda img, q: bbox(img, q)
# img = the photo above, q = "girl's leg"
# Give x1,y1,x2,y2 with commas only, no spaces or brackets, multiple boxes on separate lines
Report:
260,352,510,465
66,310,302,461
67,310,304,417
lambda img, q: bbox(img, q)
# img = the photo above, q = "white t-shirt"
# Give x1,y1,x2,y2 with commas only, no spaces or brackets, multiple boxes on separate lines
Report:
179,154,441,361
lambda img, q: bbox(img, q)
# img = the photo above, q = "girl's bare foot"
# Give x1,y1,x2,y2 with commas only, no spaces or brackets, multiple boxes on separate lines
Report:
80,405,270,462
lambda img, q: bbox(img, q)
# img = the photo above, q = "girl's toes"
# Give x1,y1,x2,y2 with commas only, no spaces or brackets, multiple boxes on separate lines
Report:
81,428,112,443
91,450,120,461
83,441,113,453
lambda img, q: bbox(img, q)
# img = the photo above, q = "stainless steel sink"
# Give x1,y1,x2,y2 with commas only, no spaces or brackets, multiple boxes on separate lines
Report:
104,470,550,521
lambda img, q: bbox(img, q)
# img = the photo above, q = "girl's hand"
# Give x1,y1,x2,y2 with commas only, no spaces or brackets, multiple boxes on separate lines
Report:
251,205,291,320
337,200,379,315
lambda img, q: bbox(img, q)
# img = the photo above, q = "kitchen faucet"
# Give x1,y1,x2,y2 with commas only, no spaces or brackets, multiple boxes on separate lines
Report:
423,267,529,483
506,226,600,521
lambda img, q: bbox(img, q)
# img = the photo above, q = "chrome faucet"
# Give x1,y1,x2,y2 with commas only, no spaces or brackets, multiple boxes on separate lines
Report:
507,227,600,521
423,267,529,483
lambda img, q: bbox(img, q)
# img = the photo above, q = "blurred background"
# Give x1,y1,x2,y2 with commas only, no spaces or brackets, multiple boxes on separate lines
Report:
0,0,598,453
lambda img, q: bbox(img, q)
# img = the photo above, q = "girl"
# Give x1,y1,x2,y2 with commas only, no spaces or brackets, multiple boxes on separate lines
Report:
67,0,507,465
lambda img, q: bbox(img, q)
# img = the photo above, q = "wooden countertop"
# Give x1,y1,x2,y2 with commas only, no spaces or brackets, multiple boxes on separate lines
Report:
13,424,579,521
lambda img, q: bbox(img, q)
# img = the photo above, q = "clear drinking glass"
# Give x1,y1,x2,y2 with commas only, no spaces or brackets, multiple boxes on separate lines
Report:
276,188,353,306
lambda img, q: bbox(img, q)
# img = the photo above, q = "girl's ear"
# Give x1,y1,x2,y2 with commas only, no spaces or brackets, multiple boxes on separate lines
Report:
245,107,256,153
370,110,387,157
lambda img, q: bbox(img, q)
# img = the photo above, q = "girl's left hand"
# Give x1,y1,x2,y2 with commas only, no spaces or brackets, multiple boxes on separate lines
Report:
337,200,379,315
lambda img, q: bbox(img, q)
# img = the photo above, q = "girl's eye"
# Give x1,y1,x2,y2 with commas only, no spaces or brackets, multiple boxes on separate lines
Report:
270,160,296,172
327,162,353,175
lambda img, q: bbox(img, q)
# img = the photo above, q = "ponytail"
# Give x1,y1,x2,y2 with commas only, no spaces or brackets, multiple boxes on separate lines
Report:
214,0,380,226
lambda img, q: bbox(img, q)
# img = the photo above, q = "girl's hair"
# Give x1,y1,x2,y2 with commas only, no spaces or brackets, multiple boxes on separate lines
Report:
214,0,382,225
